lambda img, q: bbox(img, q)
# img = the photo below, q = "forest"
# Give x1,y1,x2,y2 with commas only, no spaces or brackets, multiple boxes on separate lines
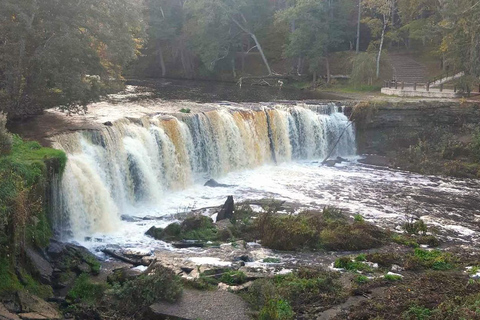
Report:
1,0,479,118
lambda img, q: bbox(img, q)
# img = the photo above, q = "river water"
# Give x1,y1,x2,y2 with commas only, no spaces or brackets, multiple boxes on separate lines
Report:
48,87,480,253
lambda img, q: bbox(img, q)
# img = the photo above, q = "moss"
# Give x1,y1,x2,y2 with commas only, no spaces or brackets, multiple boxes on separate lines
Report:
146,215,218,242
0,258,22,293
355,275,369,284
19,269,53,299
263,257,281,263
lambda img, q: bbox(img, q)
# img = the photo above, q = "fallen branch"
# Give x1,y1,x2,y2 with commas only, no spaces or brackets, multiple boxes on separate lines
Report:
102,249,149,266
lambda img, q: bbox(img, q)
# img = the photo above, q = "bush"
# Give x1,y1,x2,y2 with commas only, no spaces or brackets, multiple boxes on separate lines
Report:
67,273,107,306
220,271,247,285
0,113,12,156
113,265,183,315
334,257,372,272
384,274,402,281
402,304,431,320
355,275,369,284
180,108,191,113
259,299,294,320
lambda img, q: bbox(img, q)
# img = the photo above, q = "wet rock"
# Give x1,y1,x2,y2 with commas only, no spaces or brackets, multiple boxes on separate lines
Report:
181,267,194,274
75,263,91,274
103,121,113,126
323,160,337,167
17,292,61,320
46,240,66,259
336,156,349,163
25,249,53,285
391,264,404,272
217,196,234,221
172,241,205,249
204,179,232,188
234,255,253,263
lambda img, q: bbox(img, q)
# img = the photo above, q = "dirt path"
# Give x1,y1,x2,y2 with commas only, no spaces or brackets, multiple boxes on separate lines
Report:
148,289,251,320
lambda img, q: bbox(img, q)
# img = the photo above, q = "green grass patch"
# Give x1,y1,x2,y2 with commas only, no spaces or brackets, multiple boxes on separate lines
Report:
354,214,365,222
355,275,369,284
259,299,295,320
384,274,403,281
402,304,431,320
334,257,373,272
0,258,22,293
405,249,455,271
180,108,191,113
146,215,218,242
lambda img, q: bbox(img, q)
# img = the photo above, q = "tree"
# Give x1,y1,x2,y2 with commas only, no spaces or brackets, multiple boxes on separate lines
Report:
0,0,145,118
277,0,351,84
184,0,274,75
363,0,393,78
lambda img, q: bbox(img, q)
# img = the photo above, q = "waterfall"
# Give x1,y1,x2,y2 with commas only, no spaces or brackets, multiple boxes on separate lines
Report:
52,103,356,239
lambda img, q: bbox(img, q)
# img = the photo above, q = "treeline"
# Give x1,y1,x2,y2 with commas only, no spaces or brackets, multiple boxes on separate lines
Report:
1,0,479,117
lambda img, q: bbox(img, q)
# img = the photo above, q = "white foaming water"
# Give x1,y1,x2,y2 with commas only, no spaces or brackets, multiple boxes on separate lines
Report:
52,103,356,240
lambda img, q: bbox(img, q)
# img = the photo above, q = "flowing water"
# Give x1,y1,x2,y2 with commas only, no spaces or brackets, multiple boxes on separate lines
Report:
51,99,480,252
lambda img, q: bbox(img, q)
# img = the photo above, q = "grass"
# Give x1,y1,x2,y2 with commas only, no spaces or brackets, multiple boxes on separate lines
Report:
243,268,343,316
263,257,281,263
355,275,369,284
334,257,373,272
384,274,403,281
146,215,219,242
405,249,455,271
402,305,431,320
259,299,295,320
180,108,191,113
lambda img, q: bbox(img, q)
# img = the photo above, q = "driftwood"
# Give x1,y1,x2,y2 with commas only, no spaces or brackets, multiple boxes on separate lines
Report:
237,74,300,88
102,249,149,266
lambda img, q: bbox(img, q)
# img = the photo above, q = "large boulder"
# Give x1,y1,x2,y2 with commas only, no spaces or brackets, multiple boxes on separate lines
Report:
16,292,61,320
204,179,233,188
0,304,21,320
25,249,53,285
217,196,234,221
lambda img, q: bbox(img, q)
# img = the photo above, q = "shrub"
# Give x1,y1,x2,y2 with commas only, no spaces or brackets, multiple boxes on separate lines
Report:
403,217,428,235
402,304,431,320
67,273,107,306
180,108,191,113
384,274,402,281
259,299,294,320
113,265,183,315
220,271,247,285
354,214,365,222
0,113,12,156
263,257,281,263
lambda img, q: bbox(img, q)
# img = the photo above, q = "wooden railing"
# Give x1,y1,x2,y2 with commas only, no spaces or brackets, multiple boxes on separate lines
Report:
383,80,479,95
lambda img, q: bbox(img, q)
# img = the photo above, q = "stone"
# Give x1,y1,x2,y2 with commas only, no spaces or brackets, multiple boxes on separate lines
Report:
217,196,234,221
180,267,194,274
204,179,230,188
103,121,113,126
25,249,53,285
336,156,349,163
0,303,21,320
107,267,143,284
75,263,91,274
46,240,66,259
391,264,404,272
17,292,61,320
234,255,253,263
172,241,205,249
323,160,337,167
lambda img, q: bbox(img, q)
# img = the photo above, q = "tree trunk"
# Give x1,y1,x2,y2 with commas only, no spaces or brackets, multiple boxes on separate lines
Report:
376,15,387,79
356,0,361,53
157,42,166,77
313,70,317,88
232,56,237,78
250,33,272,75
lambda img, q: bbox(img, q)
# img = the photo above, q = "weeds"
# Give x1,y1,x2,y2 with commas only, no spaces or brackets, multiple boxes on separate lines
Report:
67,273,107,306
384,274,402,281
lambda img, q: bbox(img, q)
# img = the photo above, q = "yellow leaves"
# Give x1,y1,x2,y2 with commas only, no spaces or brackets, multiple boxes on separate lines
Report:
11,14,16,21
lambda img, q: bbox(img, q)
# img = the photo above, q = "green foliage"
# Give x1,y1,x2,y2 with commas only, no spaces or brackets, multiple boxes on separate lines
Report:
245,268,342,315
259,299,295,320
0,258,22,293
405,249,455,271
472,130,480,162
68,274,107,306
355,275,370,284
146,215,218,242
0,113,12,156
334,257,373,272
220,271,247,285
113,266,183,315
255,207,387,251
356,254,367,262
403,217,428,235
384,274,403,281
354,214,365,222
402,304,431,320
180,108,191,113
19,269,53,299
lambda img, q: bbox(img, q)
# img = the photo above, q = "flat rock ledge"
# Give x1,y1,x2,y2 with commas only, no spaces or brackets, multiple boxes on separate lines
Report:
146,289,250,320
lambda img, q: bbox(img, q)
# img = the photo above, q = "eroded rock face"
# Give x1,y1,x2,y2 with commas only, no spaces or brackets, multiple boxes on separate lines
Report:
16,291,61,320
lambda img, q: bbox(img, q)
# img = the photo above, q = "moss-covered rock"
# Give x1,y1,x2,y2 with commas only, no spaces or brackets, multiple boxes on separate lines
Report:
146,215,219,242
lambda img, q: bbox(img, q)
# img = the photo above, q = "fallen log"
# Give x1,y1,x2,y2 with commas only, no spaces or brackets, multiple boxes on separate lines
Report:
102,249,149,266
